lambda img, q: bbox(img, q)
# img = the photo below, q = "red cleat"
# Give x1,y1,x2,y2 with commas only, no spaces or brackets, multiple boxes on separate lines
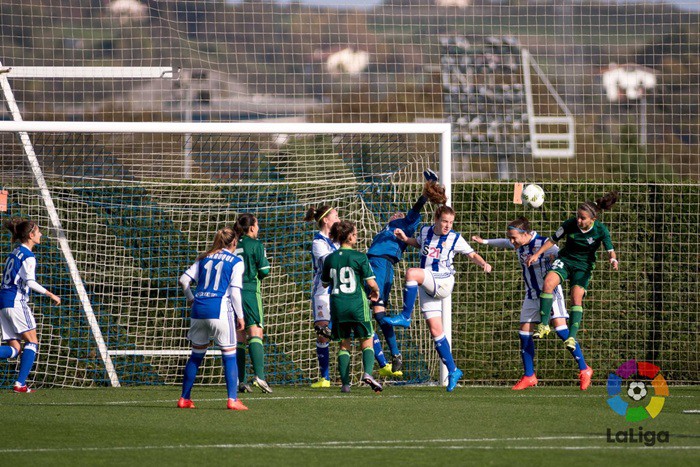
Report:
227,398,249,411
177,397,195,409
13,383,33,393
579,366,593,391
512,374,538,390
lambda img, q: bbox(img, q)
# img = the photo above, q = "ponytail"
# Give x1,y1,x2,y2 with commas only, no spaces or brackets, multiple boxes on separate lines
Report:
579,191,619,218
197,226,239,260
304,204,334,228
3,217,37,243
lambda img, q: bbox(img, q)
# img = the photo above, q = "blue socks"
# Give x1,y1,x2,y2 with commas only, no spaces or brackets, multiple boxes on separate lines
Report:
181,348,206,399
401,281,419,320
556,325,587,370
518,331,535,377
221,348,239,400
374,312,400,357
373,333,388,368
0,345,19,359
316,341,330,379
433,334,456,373
16,342,37,386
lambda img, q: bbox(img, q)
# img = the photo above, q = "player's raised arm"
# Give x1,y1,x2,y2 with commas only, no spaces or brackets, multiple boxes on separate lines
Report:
394,228,420,248
527,238,557,267
467,251,492,273
471,235,514,249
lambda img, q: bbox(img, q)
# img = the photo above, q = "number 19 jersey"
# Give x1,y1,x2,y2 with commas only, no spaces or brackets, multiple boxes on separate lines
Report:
321,247,375,323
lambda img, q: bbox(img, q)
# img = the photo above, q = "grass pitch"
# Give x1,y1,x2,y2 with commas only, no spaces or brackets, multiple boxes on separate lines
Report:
0,385,698,466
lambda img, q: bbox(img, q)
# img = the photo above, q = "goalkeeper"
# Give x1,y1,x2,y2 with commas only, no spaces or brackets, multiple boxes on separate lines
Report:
366,170,447,373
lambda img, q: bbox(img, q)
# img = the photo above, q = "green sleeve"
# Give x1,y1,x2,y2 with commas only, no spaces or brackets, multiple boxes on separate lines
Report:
601,223,615,251
256,242,271,280
552,218,575,242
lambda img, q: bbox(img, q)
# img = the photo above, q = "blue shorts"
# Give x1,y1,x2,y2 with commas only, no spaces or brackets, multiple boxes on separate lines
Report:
368,256,395,307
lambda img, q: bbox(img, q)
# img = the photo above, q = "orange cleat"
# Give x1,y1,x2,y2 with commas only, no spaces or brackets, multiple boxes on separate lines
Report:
227,398,249,411
512,374,538,390
579,366,593,391
13,383,33,393
177,397,195,409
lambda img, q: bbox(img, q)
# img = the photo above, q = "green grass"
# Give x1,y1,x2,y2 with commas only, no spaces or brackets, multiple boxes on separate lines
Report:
1,386,698,466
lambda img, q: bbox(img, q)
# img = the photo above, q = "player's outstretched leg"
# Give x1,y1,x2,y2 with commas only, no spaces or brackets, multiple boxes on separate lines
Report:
386,281,418,328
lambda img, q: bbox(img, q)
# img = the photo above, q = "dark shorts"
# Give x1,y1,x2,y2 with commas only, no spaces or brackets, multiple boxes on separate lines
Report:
242,290,263,328
330,315,374,341
550,259,592,291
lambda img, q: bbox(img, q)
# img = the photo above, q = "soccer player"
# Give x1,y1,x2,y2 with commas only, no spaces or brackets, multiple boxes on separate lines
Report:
178,225,248,410
390,205,492,392
471,216,593,391
321,220,383,393
0,218,61,393
526,192,619,359
367,169,447,374
304,203,340,388
234,213,272,394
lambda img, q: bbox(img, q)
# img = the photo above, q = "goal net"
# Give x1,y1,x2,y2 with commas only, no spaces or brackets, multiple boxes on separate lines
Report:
0,121,451,388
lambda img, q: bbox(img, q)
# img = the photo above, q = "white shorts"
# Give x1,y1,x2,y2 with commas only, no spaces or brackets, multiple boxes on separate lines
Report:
520,289,568,323
0,304,36,341
312,294,331,323
419,270,455,320
188,309,237,348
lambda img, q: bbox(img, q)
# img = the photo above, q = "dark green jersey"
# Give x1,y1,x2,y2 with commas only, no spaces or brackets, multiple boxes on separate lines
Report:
552,218,614,269
321,247,375,323
235,235,270,292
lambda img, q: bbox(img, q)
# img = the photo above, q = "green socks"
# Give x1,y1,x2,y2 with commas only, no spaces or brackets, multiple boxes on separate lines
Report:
248,336,265,379
362,347,375,375
569,306,584,339
539,292,554,323
236,343,246,382
338,350,351,385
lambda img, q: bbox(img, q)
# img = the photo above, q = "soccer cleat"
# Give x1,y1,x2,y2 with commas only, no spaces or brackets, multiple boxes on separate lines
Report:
340,384,351,393
12,383,32,394
311,378,331,388
564,337,577,351
446,368,463,392
227,398,249,411
177,397,195,409
385,315,411,329
378,363,394,378
512,374,538,391
362,373,383,393
314,324,332,339
253,376,273,394
579,366,593,391
533,324,551,339
238,383,253,393
391,354,403,373
423,169,439,182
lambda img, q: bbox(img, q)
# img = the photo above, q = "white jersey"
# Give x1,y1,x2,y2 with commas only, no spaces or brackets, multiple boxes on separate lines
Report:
416,225,474,276
311,232,338,297
483,232,563,300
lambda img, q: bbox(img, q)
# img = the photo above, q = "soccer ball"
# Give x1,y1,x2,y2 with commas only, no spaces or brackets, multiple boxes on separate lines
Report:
522,184,545,208
627,381,647,401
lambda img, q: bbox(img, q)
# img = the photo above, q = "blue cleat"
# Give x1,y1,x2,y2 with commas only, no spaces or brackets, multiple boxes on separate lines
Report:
385,315,411,329
424,169,439,182
447,368,463,392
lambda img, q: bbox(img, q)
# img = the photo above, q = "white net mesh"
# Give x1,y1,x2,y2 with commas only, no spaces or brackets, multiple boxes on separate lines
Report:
0,0,698,386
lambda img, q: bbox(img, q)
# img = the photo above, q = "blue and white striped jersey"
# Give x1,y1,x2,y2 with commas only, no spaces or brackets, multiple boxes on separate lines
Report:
483,232,562,300
415,225,474,275
183,250,244,319
0,245,38,309
311,232,338,297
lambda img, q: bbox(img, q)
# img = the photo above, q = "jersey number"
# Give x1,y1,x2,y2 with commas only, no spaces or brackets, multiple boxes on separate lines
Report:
551,259,564,270
330,267,356,294
2,258,15,287
422,245,441,259
203,261,224,290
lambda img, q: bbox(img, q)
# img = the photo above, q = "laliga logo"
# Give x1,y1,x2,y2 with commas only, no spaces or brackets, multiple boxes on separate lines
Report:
606,359,670,446
607,359,669,421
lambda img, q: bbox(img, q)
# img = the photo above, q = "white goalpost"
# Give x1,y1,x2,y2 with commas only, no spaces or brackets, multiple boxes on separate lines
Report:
0,119,453,387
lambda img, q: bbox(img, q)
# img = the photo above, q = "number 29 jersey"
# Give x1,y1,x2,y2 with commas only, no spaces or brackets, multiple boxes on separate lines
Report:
416,225,474,275
183,250,244,319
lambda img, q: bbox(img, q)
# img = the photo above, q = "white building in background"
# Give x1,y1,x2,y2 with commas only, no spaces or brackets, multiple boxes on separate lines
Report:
325,48,370,75
602,63,657,102
108,0,149,26
436,0,472,7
